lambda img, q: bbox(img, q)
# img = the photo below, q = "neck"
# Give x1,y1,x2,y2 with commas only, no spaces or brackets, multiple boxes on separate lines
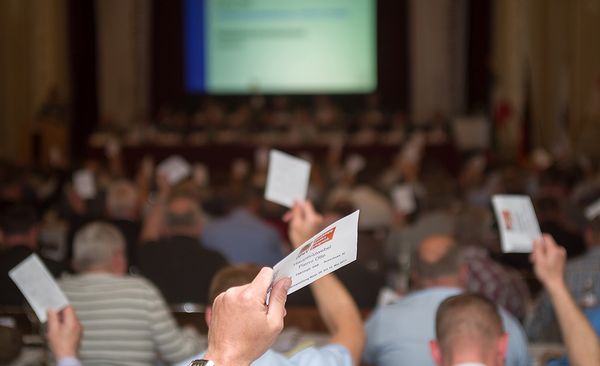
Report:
83,266,123,276
420,275,463,289
444,350,492,366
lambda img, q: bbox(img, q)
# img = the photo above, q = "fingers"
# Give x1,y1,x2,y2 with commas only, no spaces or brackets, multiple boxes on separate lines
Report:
266,277,291,326
283,201,302,223
61,306,77,327
304,201,323,223
247,267,275,300
47,309,59,332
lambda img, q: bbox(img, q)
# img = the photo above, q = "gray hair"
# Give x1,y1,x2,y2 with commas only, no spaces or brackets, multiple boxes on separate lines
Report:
72,222,125,271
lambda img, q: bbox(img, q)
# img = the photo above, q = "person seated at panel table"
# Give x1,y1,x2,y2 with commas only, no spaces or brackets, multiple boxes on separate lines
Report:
362,233,529,366
59,222,203,365
177,201,365,366
138,176,227,305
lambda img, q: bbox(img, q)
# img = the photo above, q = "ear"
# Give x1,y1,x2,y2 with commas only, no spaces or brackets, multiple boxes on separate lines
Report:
112,250,127,275
429,339,443,366
204,306,212,328
497,333,509,361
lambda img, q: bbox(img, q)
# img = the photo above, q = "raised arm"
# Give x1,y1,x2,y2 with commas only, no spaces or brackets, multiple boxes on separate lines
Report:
140,174,169,243
286,201,365,365
531,234,600,366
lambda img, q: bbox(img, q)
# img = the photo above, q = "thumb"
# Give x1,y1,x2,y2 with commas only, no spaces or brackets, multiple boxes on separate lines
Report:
62,306,77,327
267,277,291,323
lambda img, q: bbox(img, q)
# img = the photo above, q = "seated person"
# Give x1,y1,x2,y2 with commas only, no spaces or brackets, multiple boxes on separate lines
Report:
363,234,529,366
430,294,508,366
0,204,66,306
178,201,365,366
201,188,285,266
138,193,228,304
60,222,203,365
105,179,141,267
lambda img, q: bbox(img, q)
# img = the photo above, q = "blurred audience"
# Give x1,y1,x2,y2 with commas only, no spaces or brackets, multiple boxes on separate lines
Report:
1,93,599,366
138,190,227,305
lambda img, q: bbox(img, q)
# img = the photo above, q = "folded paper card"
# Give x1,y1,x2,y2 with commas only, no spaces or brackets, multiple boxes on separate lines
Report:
492,195,542,253
265,150,311,208
9,254,69,322
272,210,359,295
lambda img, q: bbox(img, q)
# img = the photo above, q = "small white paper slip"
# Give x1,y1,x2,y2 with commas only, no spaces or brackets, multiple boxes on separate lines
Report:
391,184,416,214
272,210,360,295
8,254,69,323
73,169,96,199
157,156,191,184
492,195,542,253
264,150,311,208
585,198,600,220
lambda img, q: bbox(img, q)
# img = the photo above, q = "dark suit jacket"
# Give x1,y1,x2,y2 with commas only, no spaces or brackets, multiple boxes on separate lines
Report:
137,236,228,305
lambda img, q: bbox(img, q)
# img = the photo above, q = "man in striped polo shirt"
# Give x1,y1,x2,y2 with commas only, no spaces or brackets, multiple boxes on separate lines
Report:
60,222,204,366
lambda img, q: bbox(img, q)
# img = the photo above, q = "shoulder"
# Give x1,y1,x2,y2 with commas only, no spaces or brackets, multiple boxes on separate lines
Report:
252,346,351,366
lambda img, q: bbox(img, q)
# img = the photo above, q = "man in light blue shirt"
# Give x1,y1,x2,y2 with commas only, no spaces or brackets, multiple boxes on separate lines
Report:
363,234,529,366
202,192,284,266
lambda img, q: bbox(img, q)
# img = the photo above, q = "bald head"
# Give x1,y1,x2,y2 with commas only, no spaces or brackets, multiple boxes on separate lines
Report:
412,235,464,287
432,294,507,366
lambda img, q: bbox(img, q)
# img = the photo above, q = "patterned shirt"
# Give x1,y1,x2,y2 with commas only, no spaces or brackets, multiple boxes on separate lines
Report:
463,246,531,319
60,273,203,366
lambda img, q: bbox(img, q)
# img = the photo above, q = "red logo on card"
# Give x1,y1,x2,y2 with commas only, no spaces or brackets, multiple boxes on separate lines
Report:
502,210,513,230
311,227,336,250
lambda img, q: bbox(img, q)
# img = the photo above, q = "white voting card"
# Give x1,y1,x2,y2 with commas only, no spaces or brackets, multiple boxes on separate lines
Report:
391,184,416,214
272,210,359,295
585,198,600,220
9,254,69,323
265,150,311,208
492,195,542,253
157,156,191,184
73,169,96,199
